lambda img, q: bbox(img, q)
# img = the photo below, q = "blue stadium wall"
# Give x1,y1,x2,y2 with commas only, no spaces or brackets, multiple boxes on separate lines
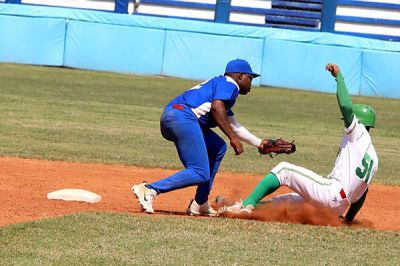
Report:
1,4,400,98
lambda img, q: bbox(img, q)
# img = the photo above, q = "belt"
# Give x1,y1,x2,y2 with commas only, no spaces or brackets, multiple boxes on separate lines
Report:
340,188,347,199
172,104,185,110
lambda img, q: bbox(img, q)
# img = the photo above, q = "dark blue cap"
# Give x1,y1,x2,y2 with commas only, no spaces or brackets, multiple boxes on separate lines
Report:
225,59,260,78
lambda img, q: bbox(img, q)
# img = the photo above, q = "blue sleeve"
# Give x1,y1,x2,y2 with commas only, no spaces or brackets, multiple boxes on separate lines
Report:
213,79,237,101
227,110,234,116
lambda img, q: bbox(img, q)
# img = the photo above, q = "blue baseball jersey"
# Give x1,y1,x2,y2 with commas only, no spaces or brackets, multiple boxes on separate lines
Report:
167,75,239,128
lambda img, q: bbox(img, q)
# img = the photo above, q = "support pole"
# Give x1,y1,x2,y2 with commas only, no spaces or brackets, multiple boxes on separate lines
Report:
320,0,338,32
114,0,129,14
214,0,231,23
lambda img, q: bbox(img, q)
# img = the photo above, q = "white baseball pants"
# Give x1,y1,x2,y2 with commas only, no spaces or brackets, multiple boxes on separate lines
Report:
270,162,350,216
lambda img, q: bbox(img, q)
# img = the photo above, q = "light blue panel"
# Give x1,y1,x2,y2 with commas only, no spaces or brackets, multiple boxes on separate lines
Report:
261,39,362,94
361,51,400,98
64,20,165,75
1,4,400,99
3,4,400,53
0,15,65,65
2,4,400,53
163,30,263,86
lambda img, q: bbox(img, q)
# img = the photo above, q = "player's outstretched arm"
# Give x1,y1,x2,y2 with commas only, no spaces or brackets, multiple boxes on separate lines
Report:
211,100,244,155
326,64,354,128
345,188,368,222
227,115,262,147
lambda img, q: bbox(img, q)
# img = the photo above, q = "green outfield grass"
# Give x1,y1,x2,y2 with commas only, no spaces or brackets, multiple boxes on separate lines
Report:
1,63,400,264
0,212,399,265
1,63,399,184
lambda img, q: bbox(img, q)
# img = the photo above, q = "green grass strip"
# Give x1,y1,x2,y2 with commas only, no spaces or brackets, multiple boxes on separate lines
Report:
0,212,399,265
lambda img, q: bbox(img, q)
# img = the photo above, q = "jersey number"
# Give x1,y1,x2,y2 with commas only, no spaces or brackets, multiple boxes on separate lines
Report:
356,153,374,184
188,79,209,91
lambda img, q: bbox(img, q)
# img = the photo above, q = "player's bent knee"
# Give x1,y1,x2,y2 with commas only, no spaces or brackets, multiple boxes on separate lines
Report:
272,161,291,172
271,162,297,185
193,168,211,183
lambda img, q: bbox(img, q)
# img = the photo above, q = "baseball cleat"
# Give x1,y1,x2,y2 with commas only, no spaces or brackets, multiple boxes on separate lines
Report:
186,199,218,217
218,200,254,215
132,182,157,214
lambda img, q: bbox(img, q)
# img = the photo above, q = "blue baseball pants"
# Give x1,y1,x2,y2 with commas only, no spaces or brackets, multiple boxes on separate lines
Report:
146,104,227,205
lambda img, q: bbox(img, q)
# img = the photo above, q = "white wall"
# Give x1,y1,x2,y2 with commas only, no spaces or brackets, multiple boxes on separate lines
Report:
135,0,272,24
336,3,400,37
22,0,116,10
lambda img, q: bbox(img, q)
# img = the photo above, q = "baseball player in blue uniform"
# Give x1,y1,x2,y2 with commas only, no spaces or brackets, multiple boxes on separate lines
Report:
132,59,271,216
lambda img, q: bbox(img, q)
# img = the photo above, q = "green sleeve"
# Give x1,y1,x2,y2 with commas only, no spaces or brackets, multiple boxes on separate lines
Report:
336,73,354,128
345,189,368,222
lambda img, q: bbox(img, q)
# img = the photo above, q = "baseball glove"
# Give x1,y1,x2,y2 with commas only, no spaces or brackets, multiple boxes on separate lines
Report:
259,138,296,158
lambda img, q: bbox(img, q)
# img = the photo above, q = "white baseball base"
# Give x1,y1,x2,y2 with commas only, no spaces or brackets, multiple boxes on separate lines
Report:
47,189,102,203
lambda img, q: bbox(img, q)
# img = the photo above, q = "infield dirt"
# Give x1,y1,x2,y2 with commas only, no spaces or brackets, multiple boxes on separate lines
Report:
1,157,398,230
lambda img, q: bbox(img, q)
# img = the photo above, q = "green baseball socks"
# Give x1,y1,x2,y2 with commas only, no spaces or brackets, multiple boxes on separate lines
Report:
242,172,280,207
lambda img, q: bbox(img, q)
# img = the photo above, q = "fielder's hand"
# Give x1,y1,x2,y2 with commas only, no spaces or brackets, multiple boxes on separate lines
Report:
258,139,272,155
230,137,244,155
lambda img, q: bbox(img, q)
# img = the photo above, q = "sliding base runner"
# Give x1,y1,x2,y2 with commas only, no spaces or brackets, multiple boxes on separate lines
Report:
219,63,378,223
